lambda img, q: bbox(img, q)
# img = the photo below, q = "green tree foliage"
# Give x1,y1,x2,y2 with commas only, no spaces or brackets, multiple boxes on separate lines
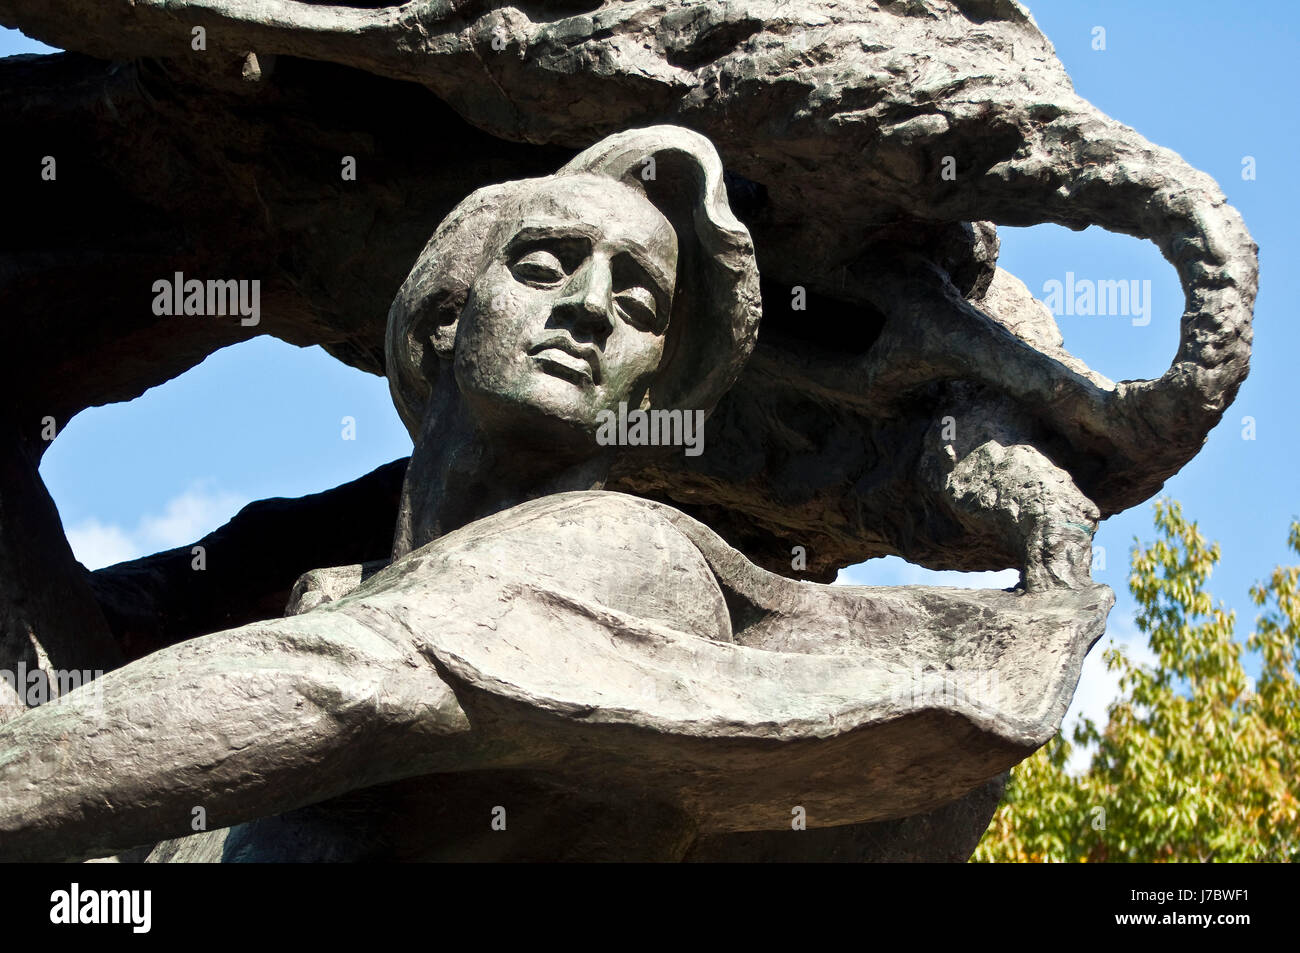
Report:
974,500,1300,862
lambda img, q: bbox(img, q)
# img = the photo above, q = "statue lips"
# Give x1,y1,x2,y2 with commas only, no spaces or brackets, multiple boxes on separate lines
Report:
528,337,601,387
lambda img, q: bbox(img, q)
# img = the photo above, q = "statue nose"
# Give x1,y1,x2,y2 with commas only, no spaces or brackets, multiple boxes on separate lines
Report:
554,258,614,332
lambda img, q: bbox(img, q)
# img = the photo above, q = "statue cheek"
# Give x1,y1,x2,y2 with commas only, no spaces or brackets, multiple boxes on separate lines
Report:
467,292,528,352
632,333,667,379
603,335,664,402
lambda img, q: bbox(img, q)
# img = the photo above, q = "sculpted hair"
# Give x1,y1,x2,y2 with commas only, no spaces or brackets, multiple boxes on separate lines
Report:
385,125,762,439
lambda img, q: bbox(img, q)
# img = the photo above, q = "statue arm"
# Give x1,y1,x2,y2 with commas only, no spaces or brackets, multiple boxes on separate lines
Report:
0,606,471,863
0,491,728,863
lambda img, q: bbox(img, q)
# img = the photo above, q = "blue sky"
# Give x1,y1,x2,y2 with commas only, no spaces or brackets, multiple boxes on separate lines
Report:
4,1,1297,765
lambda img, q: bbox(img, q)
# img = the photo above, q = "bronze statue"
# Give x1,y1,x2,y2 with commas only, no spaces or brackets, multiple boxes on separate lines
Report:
0,127,1119,862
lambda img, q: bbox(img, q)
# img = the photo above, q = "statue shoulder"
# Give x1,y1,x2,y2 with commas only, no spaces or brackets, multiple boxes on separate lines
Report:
368,490,735,644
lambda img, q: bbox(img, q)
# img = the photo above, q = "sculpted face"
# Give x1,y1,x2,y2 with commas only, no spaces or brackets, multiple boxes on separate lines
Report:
453,174,678,441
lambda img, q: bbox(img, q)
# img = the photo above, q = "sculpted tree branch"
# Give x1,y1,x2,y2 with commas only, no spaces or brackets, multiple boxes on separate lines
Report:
0,0,1255,536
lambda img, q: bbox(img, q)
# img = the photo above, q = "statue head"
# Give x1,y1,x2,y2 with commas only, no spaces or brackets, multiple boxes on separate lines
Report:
386,126,762,452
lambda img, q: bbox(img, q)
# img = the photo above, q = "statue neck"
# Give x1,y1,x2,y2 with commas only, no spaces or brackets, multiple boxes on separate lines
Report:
392,380,612,559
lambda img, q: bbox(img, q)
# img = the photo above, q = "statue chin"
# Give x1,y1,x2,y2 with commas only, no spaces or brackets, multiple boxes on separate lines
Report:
458,379,612,452
453,356,642,454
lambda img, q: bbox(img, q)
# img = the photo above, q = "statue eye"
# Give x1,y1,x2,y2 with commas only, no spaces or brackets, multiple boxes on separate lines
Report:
615,286,661,332
511,249,566,285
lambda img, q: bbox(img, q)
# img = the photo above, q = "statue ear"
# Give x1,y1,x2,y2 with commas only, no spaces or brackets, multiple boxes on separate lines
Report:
400,284,462,385
388,179,528,438
427,296,462,363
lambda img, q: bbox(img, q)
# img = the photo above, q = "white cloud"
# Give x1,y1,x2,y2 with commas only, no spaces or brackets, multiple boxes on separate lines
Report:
1060,613,1156,775
136,486,249,551
64,484,250,571
63,520,138,571
834,555,1020,589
